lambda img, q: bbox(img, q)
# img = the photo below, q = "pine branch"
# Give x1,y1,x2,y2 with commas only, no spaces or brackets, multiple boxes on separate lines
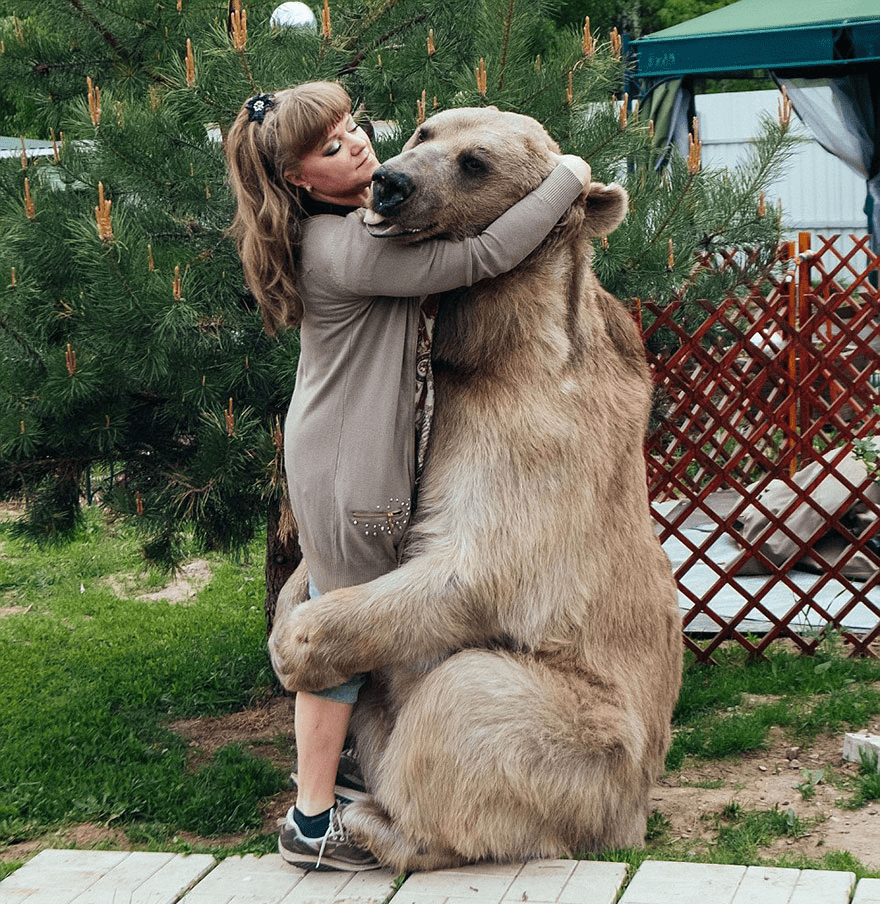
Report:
667,245,774,309
63,0,121,55
646,172,697,249
356,0,406,38
497,0,516,92
718,120,794,234
0,313,42,363
339,14,429,76
102,250,150,321
171,473,217,520
96,130,178,190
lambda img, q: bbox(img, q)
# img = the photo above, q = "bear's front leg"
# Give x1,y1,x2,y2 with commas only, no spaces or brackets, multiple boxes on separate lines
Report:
268,593,365,692
268,559,488,692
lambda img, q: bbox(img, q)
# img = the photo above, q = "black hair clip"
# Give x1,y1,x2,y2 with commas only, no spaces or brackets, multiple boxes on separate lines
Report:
246,94,276,123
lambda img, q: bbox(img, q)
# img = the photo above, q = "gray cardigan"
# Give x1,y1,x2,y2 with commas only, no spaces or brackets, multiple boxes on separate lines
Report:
284,163,583,593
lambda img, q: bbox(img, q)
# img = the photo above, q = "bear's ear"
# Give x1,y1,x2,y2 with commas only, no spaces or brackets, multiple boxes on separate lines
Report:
583,182,628,238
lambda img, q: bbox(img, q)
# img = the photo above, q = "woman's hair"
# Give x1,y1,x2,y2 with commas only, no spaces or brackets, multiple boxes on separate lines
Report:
225,81,352,334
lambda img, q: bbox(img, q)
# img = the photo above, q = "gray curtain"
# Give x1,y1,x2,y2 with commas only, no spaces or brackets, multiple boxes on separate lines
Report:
775,72,880,258
638,78,695,170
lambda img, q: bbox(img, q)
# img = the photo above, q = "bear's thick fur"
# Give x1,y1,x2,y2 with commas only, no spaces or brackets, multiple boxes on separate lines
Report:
269,107,682,871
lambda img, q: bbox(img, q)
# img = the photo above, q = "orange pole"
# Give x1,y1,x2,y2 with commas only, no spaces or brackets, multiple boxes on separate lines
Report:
796,232,812,463
786,241,798,475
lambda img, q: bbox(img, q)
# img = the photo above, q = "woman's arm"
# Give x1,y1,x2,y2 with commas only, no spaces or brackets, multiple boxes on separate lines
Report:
306,161,587,299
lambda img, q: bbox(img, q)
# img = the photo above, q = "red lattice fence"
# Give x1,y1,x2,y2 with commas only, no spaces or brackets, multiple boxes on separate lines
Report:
644,234,880,660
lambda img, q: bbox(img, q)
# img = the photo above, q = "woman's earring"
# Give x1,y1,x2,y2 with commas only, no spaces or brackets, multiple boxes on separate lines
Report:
283,171,310,191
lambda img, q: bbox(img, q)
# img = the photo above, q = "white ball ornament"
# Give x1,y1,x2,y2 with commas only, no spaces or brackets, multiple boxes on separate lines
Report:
270,2,318,30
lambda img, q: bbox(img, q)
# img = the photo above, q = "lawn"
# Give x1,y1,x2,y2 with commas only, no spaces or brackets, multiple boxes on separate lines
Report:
620,641,880,877
0,507,285,879
1,507,880,882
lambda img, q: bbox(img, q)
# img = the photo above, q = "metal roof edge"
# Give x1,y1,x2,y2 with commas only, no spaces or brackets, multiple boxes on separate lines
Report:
636,16,880,44
634,19,880,78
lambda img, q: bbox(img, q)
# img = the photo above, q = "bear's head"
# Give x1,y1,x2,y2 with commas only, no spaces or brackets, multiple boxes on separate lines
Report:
365,107,627,244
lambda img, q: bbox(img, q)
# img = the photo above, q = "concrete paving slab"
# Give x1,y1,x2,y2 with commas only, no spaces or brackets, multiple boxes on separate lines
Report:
0,849,215,904
730,866,802,904
2,851,873,904
503,860,627,904
392,861,521,904
733,866,854,904
785,867,855,904
74,851,217,904
854,879,880,904
392,859,627,904
0,850,127,904
660,526,880,633
618,861,748,904
618,861,857,904
178,853,398,904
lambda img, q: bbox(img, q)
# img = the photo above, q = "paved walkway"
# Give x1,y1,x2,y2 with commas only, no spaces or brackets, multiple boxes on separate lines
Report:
3,849,880,904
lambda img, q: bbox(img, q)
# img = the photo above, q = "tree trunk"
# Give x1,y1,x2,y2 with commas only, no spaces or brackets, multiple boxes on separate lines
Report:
264,498,301,637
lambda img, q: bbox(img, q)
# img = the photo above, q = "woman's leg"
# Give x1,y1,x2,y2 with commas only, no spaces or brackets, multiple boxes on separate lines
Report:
294,690,352,815
277,579,379,869
280,687,379,869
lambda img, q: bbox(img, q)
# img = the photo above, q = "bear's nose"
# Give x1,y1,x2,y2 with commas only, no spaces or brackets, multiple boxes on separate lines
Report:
371,166,415,215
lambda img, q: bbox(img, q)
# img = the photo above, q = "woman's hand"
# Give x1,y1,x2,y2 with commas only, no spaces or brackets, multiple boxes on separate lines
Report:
552,154,591,189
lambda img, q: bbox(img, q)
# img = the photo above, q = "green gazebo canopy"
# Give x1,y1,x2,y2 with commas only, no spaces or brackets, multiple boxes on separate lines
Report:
635,0,880,79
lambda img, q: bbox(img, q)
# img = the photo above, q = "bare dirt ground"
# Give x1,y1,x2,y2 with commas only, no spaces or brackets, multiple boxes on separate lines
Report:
654,723,880,868
4,695,879,868
168,702,880,869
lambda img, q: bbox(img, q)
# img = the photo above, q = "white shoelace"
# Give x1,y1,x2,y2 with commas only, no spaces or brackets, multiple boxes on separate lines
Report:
315,806,344,869
285,804,350,869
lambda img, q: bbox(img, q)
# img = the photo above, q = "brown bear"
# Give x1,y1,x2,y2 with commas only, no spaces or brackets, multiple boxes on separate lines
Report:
268,107,682,871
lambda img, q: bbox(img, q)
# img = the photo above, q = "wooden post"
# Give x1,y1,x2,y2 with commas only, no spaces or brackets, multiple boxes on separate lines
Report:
786,240,798,475
796,232,813,465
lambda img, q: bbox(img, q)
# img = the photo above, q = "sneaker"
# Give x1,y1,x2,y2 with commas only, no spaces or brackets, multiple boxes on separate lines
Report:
290,748,369,804
336,749,367,794
278,805,381,871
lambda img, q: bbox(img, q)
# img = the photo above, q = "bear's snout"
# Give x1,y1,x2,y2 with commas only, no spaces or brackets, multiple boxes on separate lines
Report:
371,166,416,216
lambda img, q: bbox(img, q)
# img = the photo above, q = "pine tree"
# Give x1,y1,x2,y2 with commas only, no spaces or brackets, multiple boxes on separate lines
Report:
0,0,795,624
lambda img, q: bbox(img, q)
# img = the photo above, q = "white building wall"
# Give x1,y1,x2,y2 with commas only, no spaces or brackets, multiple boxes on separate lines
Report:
695,89,869,264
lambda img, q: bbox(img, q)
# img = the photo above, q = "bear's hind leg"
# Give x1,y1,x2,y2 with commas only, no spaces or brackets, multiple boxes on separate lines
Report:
342,797,467,872
367,649,651,870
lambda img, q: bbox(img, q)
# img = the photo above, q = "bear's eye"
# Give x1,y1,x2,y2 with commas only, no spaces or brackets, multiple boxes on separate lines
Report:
459,153,487,175
414,127,431,144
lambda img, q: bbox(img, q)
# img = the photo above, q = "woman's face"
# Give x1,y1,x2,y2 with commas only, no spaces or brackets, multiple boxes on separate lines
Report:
286,114,378,206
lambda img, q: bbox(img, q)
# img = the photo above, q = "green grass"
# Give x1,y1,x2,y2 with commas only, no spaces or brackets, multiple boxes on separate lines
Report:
624,641,880,880
843,750,880,810
583,796,879,882
0,861,22,881
666,643,880,771
0,508,285,855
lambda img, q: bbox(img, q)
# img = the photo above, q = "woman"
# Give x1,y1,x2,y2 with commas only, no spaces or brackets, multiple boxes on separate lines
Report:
225,81,590,871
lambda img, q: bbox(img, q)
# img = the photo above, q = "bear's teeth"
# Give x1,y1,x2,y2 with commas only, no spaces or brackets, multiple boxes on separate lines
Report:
363,208,387,225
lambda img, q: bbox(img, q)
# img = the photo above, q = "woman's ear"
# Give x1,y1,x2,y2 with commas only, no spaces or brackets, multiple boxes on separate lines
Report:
284,171,310,191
